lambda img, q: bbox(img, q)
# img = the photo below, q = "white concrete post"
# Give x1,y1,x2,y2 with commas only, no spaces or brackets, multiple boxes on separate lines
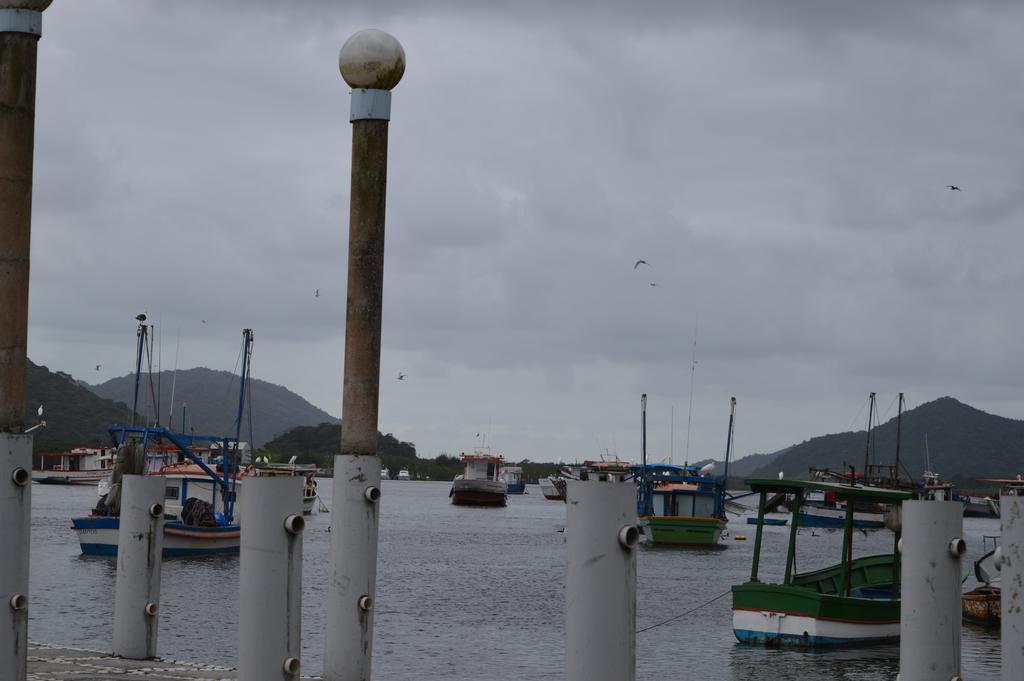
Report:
112,475,165,660
566,479,638,681
325,456,382,680
898,500,964,681
324,28,404,681
1001,494,1024,680
240,476,304,680
1,433,31,681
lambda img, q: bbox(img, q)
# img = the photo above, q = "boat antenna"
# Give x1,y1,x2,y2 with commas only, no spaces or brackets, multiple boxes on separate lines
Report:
924,432,933,478
166,328,181,429
894,392,904,484
156,320,162,428
862,391,876,481
684,313,699,467
670,404,675,465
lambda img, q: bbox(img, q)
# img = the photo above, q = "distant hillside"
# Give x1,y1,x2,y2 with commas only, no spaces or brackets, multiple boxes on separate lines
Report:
263,423,425,473
749,397,1024,483
263,424,564,481
87,367,337,447
25,360,130,450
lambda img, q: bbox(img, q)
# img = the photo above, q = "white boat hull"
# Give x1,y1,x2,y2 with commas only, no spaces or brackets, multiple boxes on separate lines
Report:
732,608,900,646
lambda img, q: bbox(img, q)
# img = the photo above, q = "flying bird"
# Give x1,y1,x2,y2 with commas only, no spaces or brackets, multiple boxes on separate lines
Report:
946,185,961,191
649,282,657,287
633,259,650,270
314,289,320,298
397,372,406,380
201,319,207,324
94,364,101,371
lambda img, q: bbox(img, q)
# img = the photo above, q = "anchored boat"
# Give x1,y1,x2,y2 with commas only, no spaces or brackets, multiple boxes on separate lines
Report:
634,396,736,547
732,478,911,647
500,465,526,494
636,463,727,546
72,325,256,557
450,451,507,507
32,447,115,485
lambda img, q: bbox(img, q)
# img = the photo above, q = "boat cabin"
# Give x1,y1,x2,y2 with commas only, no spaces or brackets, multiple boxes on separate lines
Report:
461,453,503,481
34,447,114,474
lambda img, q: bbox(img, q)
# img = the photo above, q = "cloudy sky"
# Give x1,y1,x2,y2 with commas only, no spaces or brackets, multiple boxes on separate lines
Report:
26,1,1024,464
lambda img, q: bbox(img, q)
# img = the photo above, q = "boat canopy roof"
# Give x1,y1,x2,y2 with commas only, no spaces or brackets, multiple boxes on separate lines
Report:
745,478,912,502
632,463,699,473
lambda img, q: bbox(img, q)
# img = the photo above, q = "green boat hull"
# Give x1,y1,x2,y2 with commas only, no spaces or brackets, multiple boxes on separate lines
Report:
642,515,726,546
732,554,901,647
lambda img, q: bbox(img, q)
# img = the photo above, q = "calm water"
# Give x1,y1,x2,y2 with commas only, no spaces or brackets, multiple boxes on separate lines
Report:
29,482,1001,680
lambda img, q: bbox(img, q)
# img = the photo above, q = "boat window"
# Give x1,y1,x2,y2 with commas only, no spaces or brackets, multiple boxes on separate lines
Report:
165,486,180,500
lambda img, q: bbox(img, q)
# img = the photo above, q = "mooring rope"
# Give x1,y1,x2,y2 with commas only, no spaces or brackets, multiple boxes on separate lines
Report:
637,589,731,634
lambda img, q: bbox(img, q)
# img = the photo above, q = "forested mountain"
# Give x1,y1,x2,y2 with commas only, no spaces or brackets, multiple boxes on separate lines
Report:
748,397,1024,484
88,367,337,447
25,360,129,451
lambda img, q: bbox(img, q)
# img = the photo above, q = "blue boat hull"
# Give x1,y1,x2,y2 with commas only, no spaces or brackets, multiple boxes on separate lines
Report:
506,482,526,494
72,516,241,557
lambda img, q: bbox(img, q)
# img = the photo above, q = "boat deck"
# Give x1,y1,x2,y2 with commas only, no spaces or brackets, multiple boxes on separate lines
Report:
27,642,320,680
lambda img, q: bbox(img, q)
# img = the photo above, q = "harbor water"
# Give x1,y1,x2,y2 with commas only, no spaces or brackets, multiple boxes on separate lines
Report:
29,481,1001,680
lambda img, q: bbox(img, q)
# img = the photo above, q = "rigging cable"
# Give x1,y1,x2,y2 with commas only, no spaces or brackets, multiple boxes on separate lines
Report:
220,340,245,434
145,328,159,426
637,589,731,634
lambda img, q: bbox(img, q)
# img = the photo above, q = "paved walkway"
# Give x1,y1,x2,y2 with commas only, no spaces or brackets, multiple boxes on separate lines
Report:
28,642,240,680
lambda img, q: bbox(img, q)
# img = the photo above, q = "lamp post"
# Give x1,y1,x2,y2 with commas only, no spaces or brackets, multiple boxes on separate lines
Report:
0,4,51,680
323,29,405,681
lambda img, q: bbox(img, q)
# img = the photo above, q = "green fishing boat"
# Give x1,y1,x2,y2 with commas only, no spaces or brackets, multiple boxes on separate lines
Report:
732,478,911,647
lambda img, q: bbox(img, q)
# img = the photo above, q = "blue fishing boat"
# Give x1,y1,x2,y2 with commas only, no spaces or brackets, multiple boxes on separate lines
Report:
500,465,526,494
72,321,254,558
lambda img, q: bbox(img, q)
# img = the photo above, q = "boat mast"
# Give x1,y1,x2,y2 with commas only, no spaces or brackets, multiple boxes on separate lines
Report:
862,391,876,482
670,404,674,465
720,397,736,519
130,319,147,427
227,328,254,521
723,397,736,485
894,392,904,483
641,393,651,515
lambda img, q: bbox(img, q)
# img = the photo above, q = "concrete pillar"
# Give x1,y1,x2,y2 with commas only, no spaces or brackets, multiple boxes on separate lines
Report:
324,29,404,681
1001,494,1024,680
0,1,50,433
898,500,964,681
240,476,304,680
1,433,31,680
566,479,638,681
112,475,165,660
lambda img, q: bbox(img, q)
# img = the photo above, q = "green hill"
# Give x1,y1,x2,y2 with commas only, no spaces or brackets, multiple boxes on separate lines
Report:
25,360,130,451
87,367,337,447
748,397,1024,486
262,424,564,481
262,423,428,475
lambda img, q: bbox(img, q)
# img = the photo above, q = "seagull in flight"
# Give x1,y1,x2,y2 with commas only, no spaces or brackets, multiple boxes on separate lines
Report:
633,259,650,270
649,282,657,287
314,288,320,298
397,372,406,381
201,319,207,324
946,185,962,191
